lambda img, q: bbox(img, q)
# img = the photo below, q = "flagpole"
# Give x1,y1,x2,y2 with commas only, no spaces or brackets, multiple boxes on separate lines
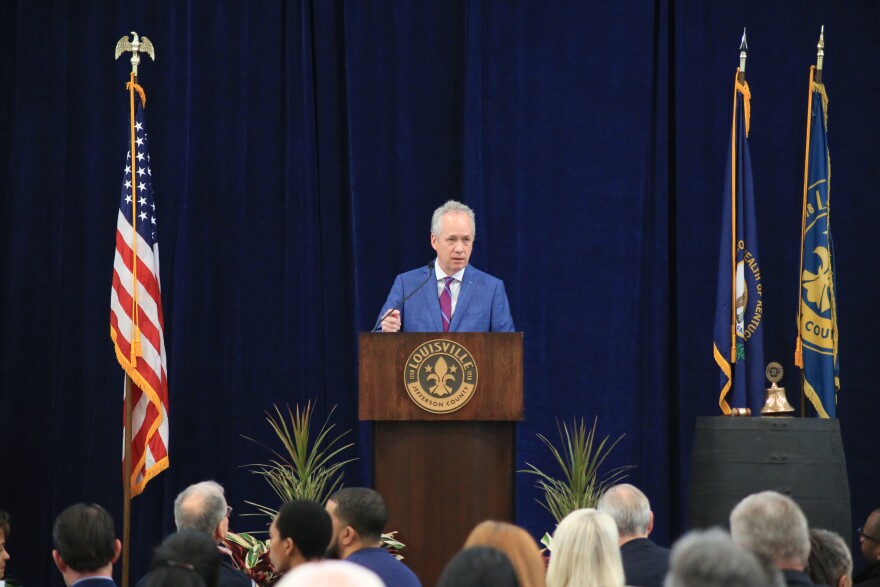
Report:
797,66,814,418
732,29,747,361
122,377,133,587
114,32,155,587
121,65,139,587
795,27,824,417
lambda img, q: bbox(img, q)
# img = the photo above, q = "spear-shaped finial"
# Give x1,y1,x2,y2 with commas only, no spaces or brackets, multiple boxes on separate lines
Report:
738,28,748,82
815,25,825,83
115,31,155,77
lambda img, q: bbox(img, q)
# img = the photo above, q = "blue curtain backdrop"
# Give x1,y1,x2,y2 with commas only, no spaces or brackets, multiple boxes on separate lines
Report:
2,1,879,585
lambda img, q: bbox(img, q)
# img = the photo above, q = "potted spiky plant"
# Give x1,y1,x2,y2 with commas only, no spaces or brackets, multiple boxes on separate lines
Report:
519,416,632,549
225,402,403,586
226,401,353,585
244,402,356,510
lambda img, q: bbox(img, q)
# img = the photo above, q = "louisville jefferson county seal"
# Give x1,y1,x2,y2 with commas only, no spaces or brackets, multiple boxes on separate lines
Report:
404,339,478,414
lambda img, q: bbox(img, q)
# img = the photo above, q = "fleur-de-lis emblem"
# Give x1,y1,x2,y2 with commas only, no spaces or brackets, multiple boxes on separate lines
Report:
404,340,478,414
426,357,456,396
802,246,832,313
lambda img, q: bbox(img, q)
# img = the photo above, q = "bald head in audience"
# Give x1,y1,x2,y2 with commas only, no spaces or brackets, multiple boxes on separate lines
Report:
275,560,384,587
597,484,654,544
174,481,230,543
597,484,670,587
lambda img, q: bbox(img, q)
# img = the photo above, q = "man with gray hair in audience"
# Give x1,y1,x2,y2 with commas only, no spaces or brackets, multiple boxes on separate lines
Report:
807,528,853,587
137,480,254,587
597,483,670,587
665,528,777,587
730,490,821,587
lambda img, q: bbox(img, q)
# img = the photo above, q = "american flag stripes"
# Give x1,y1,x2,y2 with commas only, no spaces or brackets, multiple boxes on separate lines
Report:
110,90,169,496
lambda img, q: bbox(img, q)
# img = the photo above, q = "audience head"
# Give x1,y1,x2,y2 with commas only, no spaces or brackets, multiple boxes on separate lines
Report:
270,499,333,573
464,521,546,587
52,503,121,584
174,481,230,542
664,528,774,587
729,490,810,571
144,530,221,587
546,508,624,587
325,488,387,559
858,508,880,567
808,528,853,587
596,483,653,542
437,546,519,587
275,560,385,587
0,510,10,579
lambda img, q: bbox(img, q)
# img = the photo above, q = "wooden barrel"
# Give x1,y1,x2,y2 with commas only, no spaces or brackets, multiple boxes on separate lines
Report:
689,416,851,538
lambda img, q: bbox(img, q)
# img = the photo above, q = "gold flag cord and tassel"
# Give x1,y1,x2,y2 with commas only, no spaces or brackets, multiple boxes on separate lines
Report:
126,74,146,366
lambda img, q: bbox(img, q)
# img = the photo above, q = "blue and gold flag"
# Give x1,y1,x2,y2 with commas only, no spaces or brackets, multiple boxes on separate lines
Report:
794,66,839,418
713,72,766,414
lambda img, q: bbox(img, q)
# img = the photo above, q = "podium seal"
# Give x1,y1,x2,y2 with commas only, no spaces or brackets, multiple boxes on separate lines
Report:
404,339,478,414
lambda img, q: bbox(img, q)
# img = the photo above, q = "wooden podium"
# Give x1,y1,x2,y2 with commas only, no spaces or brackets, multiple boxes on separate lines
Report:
359,332,523,587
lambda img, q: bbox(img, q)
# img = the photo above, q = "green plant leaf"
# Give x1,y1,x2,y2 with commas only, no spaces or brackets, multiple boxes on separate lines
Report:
519,416,634,523
242,401,358,515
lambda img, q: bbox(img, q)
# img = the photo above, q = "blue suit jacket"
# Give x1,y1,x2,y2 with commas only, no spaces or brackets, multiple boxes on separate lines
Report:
70,578,119,587
378,264,514,332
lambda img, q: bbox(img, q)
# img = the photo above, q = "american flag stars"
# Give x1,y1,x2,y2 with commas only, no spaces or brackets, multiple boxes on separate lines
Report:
120,120,158,242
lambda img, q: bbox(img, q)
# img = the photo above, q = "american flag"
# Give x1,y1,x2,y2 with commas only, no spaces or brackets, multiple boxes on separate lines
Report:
110,92,169,496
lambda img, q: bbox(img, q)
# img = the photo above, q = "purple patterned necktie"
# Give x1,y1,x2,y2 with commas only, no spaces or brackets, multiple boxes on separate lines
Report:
440,276,454,332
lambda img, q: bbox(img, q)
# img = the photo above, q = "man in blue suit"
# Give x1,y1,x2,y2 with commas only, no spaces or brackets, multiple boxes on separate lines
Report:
52,503,121,587
378,200,514,333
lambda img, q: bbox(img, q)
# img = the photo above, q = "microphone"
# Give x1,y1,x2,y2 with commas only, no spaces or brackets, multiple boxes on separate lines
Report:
371,260,436,332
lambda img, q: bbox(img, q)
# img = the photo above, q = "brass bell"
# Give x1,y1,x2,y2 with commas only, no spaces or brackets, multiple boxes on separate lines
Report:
761,362,795,416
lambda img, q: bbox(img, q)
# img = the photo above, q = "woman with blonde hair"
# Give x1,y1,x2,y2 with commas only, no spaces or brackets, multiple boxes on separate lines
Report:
465,521,547,587
546,509,625,587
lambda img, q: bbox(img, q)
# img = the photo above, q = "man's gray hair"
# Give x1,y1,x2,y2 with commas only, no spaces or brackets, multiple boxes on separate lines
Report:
807,528,852,587
729,491,811,568
174,480,228,535
430,200,476,238
597,483,652,537
665,528,775,587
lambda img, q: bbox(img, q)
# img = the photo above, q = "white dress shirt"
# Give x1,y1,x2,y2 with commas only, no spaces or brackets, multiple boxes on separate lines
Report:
435,262,466,315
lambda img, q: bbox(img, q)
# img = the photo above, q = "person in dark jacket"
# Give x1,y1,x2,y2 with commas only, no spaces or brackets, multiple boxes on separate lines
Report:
144,531,221,587
855,509,880,587
52,503,122,587
597,484,670,587
137,481,254,587
730,491,821,587
269,500,332,576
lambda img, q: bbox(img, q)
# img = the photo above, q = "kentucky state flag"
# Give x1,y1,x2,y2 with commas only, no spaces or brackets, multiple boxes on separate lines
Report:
713,72,766,415
794,68,839,418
